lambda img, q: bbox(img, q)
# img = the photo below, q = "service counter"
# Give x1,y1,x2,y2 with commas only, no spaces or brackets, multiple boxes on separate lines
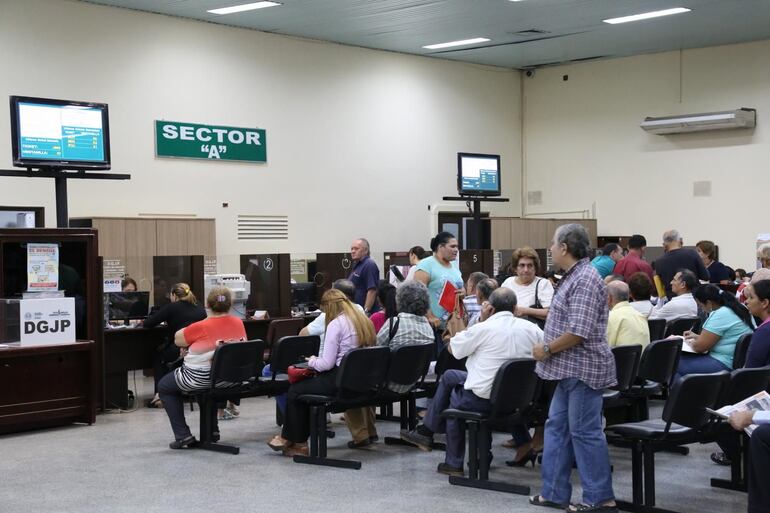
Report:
0,340,97,434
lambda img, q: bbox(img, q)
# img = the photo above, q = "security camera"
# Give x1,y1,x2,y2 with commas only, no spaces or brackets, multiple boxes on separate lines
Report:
525,69,535,78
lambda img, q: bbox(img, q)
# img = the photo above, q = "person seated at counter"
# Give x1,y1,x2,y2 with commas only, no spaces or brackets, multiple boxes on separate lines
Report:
121,277,138,292
141,283,206,409
158,286,247,449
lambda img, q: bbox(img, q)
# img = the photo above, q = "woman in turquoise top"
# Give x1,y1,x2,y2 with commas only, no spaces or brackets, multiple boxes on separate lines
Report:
414,231,463,328
676,284,753,377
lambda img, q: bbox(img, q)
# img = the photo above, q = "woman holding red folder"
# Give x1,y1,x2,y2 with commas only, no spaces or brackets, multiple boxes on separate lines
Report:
414,232,464,331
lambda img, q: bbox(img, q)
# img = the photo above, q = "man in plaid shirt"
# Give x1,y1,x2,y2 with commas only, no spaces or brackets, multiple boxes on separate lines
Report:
530,224,618,513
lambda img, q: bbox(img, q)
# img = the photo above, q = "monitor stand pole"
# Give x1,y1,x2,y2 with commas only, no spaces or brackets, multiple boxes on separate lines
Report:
0,167,131,227
442,196,510,250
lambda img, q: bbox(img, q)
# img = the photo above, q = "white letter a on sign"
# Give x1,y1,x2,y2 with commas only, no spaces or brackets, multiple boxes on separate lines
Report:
207,146,221,159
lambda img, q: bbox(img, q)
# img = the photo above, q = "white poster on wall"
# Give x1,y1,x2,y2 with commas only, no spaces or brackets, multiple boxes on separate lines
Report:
27,243,59,291
103,278,122,293
19,297,76,345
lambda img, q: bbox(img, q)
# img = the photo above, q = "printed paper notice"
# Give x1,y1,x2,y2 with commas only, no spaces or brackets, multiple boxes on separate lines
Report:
27,243,59,291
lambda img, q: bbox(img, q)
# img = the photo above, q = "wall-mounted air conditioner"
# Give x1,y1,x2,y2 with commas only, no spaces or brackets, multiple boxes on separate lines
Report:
640,108,756,135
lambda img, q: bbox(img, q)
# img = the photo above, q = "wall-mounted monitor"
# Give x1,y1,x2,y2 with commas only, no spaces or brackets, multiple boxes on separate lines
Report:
9,95,111,170
457,152,500,197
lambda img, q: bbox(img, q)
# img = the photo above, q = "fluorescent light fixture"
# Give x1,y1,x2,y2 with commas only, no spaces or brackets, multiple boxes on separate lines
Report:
423,38,490,50
208,1,281,15
603,7,691,25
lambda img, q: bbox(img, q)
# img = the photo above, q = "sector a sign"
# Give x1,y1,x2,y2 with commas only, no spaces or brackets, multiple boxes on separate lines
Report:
155,120,266,163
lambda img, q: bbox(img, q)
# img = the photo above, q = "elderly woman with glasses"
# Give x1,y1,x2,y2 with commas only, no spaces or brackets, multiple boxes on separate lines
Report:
501,246,554,329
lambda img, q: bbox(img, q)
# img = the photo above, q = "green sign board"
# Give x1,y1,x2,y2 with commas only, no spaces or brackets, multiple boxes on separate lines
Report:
155,120,266,163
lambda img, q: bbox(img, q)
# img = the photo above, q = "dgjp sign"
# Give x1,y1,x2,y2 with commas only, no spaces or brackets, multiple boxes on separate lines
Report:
155,120,267,163
19,298,76,345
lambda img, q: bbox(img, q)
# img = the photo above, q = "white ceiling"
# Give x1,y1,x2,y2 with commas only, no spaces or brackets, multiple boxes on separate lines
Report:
80,0,770,69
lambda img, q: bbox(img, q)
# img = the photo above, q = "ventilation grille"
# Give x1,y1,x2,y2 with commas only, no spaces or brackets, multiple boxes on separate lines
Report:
237,215,288,240
528,190,543,205
693,181,712,197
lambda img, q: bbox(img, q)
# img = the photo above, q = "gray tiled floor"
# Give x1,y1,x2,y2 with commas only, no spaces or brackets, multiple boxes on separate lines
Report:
0,375,748,513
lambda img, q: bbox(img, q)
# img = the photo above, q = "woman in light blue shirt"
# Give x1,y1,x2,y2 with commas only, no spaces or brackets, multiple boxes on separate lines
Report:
676,284,753,377
414,231,463,328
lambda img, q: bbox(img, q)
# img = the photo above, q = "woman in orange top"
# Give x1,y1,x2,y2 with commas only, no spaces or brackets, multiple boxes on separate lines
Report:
158,286,247,449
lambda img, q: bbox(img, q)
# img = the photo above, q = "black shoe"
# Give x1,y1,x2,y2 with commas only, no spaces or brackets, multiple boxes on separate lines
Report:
506,450,537,467
400,428,433,451
169,435,197,449
347,438,373,449
437,462,464,477
212,431,221,443
369,435,379,443
711,451,731,466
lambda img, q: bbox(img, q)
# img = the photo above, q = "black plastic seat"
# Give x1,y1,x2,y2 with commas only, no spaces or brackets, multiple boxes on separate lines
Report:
710,365,770,492
647,319,666,342
621,338,682,421
603,344,643,405
732,333,753,370
440,358,539,495
607,371,729,513
379,343,434,437
294,346,391,470
262,335,320,426
193,339,266,455
664,317,699,337
264,318,305,359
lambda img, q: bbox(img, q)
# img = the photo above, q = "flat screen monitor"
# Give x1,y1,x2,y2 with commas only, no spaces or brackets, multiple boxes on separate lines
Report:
291,282,317,307
9,95,111,170
457,152,500,197
106,292,149,321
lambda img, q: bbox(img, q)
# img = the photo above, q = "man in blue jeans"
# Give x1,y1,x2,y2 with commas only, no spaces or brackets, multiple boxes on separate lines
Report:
401,287,543,476
531,224,618,513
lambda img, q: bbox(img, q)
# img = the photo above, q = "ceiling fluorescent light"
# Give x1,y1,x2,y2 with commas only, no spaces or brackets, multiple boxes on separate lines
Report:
208,1,281,15
603,7,691,25
423,38,490,50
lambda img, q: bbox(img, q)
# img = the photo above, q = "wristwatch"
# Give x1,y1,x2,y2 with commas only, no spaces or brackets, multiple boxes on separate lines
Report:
543,343,551,358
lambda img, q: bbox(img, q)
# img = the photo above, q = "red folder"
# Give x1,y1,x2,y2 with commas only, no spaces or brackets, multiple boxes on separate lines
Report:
439,280,461,313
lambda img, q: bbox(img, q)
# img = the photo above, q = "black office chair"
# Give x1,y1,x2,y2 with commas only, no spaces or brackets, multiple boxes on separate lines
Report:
732,333,753,370
607,371,730,513
264,335,320,426
294,346,391,469
664,317,699,337
440,358,539,495
195,339,265,455
647,319,666,342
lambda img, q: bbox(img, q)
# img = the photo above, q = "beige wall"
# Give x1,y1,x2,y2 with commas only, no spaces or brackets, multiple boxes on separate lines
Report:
0,0,522,273
523,40,770,270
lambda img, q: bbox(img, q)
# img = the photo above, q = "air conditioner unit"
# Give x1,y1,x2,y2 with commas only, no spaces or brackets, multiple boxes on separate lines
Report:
640,108,756,135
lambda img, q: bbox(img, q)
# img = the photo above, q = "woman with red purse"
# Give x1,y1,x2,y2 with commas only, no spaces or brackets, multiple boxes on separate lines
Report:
267,288,375,456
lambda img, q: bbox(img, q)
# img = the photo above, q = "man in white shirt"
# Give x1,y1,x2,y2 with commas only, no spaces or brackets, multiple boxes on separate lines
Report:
648,269,698,323
401,287,543,476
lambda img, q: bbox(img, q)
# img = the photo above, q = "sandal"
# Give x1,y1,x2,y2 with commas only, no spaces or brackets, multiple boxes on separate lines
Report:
267,435,291,452
710,451,731,466
145,397,163,409
567,504,618,513
529,494,567,510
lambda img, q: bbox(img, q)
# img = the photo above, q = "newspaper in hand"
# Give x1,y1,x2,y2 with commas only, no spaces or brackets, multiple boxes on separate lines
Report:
715,390,770,436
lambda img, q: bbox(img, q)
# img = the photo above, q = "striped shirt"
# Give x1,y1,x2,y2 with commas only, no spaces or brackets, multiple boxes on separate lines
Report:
376,312,434,393
536,258,617,390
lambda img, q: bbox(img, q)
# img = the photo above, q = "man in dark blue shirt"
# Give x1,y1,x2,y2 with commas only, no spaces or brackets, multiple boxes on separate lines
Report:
348,238,380,313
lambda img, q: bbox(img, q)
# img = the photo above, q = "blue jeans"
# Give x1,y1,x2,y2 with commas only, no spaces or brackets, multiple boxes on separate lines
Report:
675,353,730,378
423,369,491,468
540,378,614,505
